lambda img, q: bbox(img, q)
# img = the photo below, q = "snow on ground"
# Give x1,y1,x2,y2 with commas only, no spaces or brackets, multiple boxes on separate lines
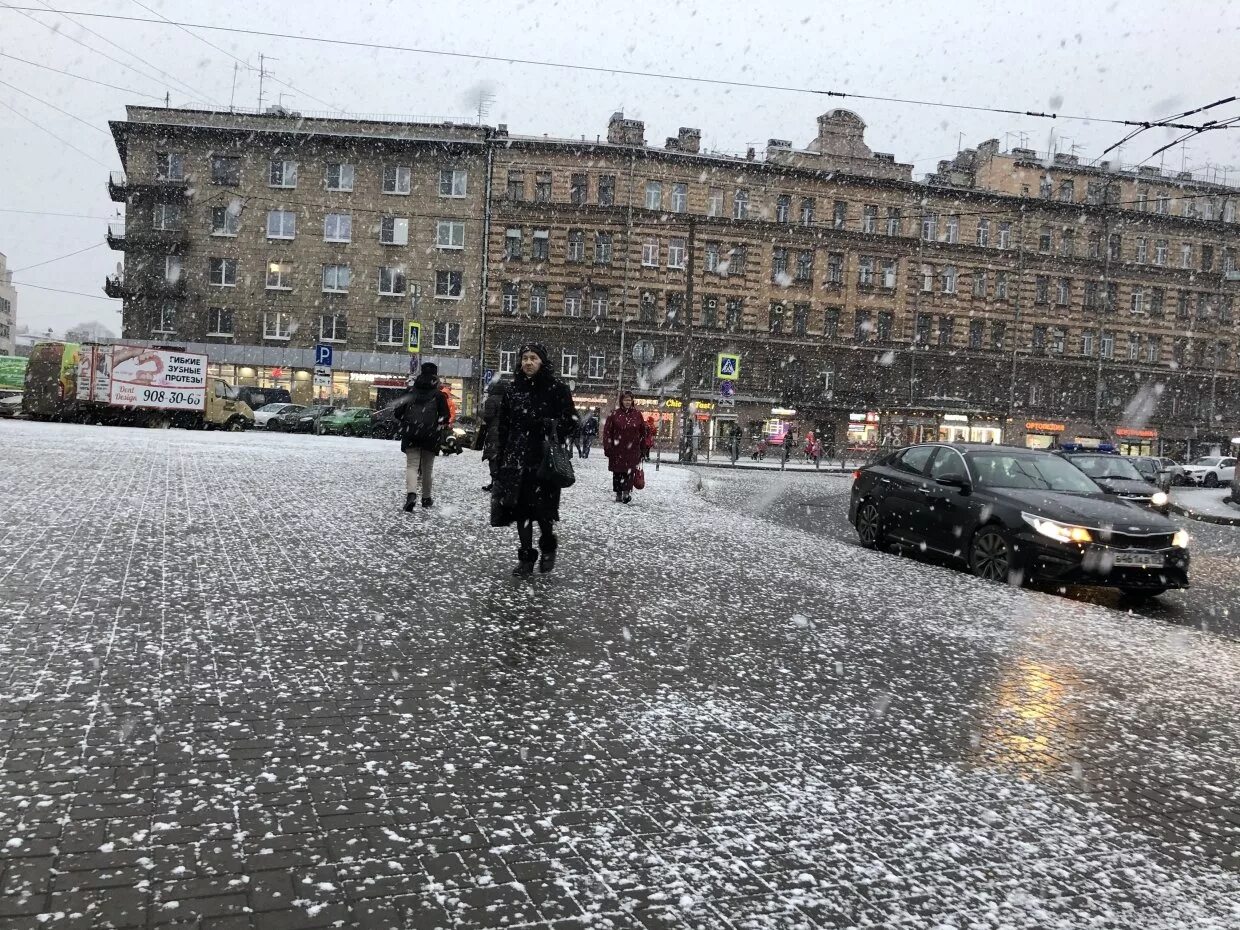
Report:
1173,486,1240,521
0,420,1238,928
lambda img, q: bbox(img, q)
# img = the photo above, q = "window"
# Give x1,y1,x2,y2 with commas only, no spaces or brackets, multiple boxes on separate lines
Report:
433,321,461,349
733,188,749,220
1177,290,1190,320
440,169,468,197
1181,243,1193,269
772,247,789,281
862,205,878,234
1157,195,1170,215
972,269,987,298
824,308,840,339
921,213,938,241
376,317,404,345
564,288,583,317
877,311,893,342
505,228,522,260
322,263,350,293
854,309,872,343
532,229,549,261
1039,176,1053,199
210,205,240,236
1128,332,1141,361
1061,229,1075,256
1146,335,1161,363
1051,327,1066,355
800,198,815,226
858,256,875,287
1108,234,1122,261
1038,226,1052,252
668,238,686,269
969,319,984,349
436,270,463,299
833,201,847,229
207,307,233,336
1202,245,1214,271
263,311,292,340
665,293,685,327
561,351,579,377
1151,288,1166,317
729,245,748,276
1154,239,1168,265
1136,238,1148,263
1089,182,1106,205
269,159,297,188
326,162,354,192
153,203,182,230
378,267,407,295
210,155,240,185
266,261,293,290
976,219,990,247
1222,296,1234,324
921,263,934,293
726,298,743,331
896,445,936,474
705,241,720,273
164,255,182,283
436,220,465,250
501,283,519,315
882,259,897,290
1085,281,1101,309
1032,324,1047,352
701,295,719,329
590,288,609,319
588,353,605,379
1197,293,1210,320
827,252,843,285
1100,331,1115,359
938,316,955,347
991,322,1006,350
1034,275,1050,304
645,181,663,210
1130,286,1144,314
154,301,177,334
796,250,814,283
383,165,411,194
380,216,409,246
945,215,959,244
506,170,525,201
267,209,296,239
942,265,958,294
598,175,615,207
769,303,785,334
915,312,931,344
209,257,237,287
1106,282,1118,313
886,207,902,237
642,238,659,267
320,313,346,342
529,284,547,316
998,222,1012,249
775,195,791,224
639,292,657,323
570,173,588,206
995,271,1008,300
793,303,809,336
324,213,352,243
499,349,516,374
1058,180,1075,202
567,230,585,262
595,233,613,264
1057,278,1071,306
707,187,724,217
156,152,184,181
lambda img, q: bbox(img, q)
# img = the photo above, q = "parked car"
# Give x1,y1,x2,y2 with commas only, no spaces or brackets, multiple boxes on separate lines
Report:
0,395,21,419
282,404,332,433
1153,456,1187,486
452,415,480,449
371,404,401,440
1055,450,1169,514
234,386,292,411
318,407,373,437
254,402,303,429
1181,456,1238,488
1126,456,1174,491
849,443,1189,597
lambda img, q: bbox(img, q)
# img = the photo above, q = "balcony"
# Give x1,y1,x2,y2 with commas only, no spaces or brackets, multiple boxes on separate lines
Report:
103,273,185,300
107,170,189,203
106,222,188,253
107,171,128,202
106,223,125,250
103,274,128,299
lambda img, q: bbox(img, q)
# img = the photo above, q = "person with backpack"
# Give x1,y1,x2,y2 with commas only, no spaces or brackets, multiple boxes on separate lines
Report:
603,391,646,504
491,343,578,576
578,408,600,459
394,362,450,511
476,375,509,492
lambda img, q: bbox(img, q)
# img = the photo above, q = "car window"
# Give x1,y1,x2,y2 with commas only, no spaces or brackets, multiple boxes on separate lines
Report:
970,453,1100,493
894,446,935,475
929,448,969,481
1194,457,1221,466
1066,454,1143,480
1224,458,1237,467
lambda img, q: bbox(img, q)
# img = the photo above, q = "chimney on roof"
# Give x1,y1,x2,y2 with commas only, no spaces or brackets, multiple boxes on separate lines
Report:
494,124,509,139
677,127,701,154
1176,170,1194,181
1010,147,1036,159
745,147,756,161
1138,166,1162,178
607,111,645,146
1053,153,1079,167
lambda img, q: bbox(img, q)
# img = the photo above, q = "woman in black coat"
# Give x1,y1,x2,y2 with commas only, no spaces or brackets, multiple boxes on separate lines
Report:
491,343,578,576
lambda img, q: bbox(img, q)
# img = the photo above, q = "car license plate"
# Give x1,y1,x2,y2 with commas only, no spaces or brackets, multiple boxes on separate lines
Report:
1113,551,1164,568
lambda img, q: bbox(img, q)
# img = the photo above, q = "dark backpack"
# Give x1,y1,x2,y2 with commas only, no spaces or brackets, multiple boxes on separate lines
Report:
401,393,441,444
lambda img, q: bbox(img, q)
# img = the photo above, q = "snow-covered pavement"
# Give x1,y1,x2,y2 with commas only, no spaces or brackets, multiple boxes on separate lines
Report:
1,420,1239,929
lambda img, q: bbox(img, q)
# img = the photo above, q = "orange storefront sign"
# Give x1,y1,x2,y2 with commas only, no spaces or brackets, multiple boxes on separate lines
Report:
1115,427,1158,439
1025,421,1065,433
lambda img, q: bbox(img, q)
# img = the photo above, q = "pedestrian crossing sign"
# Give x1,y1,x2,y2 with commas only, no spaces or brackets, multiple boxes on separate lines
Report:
716,353,741,380
406,321,421,353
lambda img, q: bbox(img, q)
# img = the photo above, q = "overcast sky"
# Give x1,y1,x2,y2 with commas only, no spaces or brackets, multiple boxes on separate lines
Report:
2,0,1238,335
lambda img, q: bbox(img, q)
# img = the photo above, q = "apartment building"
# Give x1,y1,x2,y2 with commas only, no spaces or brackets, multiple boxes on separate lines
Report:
0,252,16,357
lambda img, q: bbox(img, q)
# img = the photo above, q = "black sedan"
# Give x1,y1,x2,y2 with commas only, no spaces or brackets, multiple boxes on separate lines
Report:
1054,451,1170,514
849,443,1190,597
281,404,333,433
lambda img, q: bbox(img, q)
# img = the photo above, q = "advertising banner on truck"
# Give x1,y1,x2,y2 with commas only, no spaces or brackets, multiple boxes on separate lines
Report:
75,345,113,403
107,346,207,410
0,356,27,392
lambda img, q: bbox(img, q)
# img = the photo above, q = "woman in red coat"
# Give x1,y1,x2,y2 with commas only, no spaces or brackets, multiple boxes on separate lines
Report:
603,391,647,504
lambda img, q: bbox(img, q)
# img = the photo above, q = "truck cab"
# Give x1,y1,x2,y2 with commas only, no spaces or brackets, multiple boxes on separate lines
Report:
208,379,254,430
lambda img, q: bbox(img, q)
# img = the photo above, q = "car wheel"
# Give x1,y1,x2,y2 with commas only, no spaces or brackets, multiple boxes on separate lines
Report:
969,527,1019,585
1204,472,1219,487
855,501,884,549
1120,586,1167,599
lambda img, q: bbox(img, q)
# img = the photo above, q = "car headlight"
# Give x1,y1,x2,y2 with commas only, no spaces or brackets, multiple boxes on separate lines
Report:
1151,491,1168,507
1021,512,1093,544
1173,529,1190,549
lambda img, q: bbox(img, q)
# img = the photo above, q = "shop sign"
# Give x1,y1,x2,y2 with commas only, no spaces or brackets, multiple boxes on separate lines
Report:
943,414,969,423
715,353,741,380
1025,421,1065,433
695,401,715,411
1115,427,1158,439
771,407,797,417
665,398,683,408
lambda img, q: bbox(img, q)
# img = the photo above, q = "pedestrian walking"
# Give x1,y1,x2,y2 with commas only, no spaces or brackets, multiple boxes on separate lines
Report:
394,362,451,511
491,343,579,576
475,375,509,492
603,391,646,504
641,414,656,462
578,407,600,458
728,422,743,465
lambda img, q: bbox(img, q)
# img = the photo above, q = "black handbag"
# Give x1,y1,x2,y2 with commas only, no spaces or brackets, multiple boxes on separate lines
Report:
538,425,576,488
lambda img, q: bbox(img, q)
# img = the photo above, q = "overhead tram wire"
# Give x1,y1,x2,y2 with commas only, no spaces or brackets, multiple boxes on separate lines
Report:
0,97,112,168
1096,96,1239,163
1145,114,1240,164
0,5,1235,133
0,51,164,100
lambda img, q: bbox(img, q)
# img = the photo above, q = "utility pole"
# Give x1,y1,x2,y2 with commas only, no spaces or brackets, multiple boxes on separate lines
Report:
679,216,697,463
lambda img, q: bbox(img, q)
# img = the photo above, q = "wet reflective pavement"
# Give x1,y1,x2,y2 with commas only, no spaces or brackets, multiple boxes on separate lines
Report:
1,421,1238,929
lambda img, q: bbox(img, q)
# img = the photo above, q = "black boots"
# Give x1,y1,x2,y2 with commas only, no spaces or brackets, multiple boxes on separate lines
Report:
615,491,623,503
422,497,433,508
403,493,417,512
538,535,558,574
512,548,538,577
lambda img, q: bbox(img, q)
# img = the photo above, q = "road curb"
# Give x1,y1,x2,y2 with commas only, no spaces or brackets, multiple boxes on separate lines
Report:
678,460,857,475
1170,499,1240,526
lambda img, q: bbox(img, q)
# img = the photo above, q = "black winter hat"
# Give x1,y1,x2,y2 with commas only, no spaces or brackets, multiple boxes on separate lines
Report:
517,343,550,364
419,361,439,378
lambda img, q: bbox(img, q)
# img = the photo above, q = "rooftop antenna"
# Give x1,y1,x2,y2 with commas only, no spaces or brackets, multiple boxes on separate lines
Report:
164,91,169,108
258,54,277,111
475,90,495,126
229,62,239,113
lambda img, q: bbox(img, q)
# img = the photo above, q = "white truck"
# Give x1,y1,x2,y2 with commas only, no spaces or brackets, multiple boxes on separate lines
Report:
74,343,254,430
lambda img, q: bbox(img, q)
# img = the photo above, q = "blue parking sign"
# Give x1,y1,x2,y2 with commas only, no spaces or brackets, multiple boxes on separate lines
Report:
314,344,333,367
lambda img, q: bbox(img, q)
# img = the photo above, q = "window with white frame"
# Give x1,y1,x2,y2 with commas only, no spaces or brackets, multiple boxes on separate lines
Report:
439,169,468,197
378,266,407,295
590,288,608,319
1051,327,1066,355
862,205,878,234
324,213,352,242
435,270,463,298
882,259,897,290
532,229,550,261
945,215,959,243
383,164,411,194
561,351,579,378
320,313,346,342
154,301,177,334
156,152,184,181
501,282,519,315
1135,238,1147,263
530,284,548,316
567,230,585,262
266,261,293,290
267,209,296,239
594,233,613,264
153,203,182,230
380,216,409,246
499,349,516,374
733,188,749,220
1181,243,1193,268
564,288,583,317
587,352,605,379
269,159,297,188
642,238,659,267
1057,277,1071,306
1154,239,1168,265
998,222,1012,249
972,269,987,298
164,254,182,284
326,162,355,192
505,228,522,260
707,187,723,217
436,220,465,249
207,306,233,336
1100,331,1115,359
976,218,990,247
645,181,662,210
433,321,461,349
1130,286,1144,314
211,205,240,236
209,257,237,286
263,311,292,339
1128,332,1141,361
322,263,350,293
921,263,934,292
921,213,938,241
376,316,404,345
886,207,902,237
670,183,687,213
705,241,720,273
1146,335,1161,363
858,256,875,286
667,238,686,269
942,265,958,294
